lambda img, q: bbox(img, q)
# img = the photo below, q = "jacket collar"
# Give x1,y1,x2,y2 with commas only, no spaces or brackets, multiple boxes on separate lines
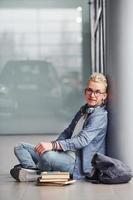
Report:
80,104,106,115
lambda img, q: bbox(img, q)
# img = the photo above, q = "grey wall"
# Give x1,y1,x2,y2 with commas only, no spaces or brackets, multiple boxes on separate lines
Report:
106,0,133,169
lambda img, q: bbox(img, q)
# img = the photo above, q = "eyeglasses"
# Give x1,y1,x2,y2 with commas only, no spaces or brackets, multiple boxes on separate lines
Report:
85,88,105,97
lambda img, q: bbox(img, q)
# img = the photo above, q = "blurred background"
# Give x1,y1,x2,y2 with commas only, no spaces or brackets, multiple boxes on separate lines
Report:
0,0,91,134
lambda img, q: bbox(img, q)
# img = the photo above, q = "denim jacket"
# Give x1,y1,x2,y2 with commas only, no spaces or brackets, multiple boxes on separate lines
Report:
57,104,108,179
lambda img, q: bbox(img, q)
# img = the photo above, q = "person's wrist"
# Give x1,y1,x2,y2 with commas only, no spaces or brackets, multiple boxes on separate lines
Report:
51,141,57,150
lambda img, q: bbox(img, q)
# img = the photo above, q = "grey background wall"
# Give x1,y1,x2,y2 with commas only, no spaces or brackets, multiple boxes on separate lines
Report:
106,0,133,170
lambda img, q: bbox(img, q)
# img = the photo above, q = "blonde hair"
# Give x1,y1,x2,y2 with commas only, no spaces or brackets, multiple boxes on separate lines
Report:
88,72,108,91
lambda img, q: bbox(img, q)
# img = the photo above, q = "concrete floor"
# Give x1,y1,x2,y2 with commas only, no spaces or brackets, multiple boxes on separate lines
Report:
0,173,133,200
0,135,133,200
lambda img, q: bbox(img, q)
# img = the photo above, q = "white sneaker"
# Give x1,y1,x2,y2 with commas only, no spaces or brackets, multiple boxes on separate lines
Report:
19,168,40,182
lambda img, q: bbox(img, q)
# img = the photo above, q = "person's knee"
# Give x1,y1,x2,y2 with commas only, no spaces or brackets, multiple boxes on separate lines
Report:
14,143,24,155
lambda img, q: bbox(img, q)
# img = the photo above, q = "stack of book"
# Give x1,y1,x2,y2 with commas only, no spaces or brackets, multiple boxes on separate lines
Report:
37,171,76,186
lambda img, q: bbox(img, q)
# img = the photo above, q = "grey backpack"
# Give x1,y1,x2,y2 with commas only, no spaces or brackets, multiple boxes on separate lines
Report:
86,153,132,184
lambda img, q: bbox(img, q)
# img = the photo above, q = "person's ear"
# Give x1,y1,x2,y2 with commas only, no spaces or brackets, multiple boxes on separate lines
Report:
103,93,107,100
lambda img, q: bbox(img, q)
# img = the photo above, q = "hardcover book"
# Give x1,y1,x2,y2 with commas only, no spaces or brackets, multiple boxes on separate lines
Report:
41,171,70,179
36,178,76,186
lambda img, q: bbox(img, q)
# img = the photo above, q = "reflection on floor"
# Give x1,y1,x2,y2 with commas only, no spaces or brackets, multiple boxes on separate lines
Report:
0,173,133,200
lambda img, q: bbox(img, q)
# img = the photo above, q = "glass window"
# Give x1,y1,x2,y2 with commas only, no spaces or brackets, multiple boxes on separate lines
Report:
0,1,90,134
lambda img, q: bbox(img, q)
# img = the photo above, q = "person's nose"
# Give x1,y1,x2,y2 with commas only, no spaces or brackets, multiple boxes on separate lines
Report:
90,91,95,97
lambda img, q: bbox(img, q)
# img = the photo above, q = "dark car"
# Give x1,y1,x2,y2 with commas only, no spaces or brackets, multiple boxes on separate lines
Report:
0,60,62,117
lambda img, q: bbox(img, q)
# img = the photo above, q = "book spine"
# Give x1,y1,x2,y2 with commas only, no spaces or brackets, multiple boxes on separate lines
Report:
41,171,69,175
39,178,69,182
41,175,70,179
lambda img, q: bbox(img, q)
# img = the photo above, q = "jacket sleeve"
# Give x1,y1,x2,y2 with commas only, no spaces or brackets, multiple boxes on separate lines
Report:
57,113,107,151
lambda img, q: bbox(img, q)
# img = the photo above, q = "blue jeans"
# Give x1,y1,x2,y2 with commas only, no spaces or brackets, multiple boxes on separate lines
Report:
14,143,75,175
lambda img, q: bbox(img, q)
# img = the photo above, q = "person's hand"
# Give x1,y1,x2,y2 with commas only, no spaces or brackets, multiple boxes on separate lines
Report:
35,142,52,155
